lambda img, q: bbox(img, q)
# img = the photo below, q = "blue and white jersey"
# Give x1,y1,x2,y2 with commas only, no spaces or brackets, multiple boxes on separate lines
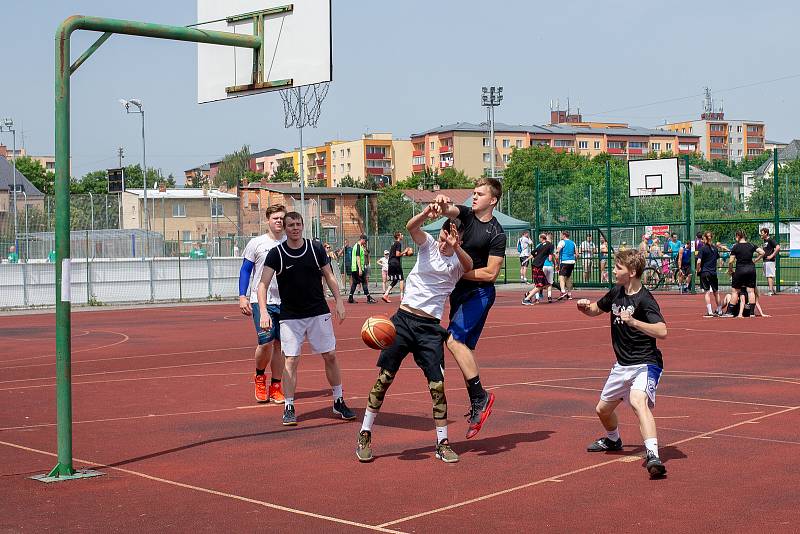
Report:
558,239,576,264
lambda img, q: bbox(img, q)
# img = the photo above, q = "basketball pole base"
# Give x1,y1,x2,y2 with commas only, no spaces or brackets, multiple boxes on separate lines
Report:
31,464,105,484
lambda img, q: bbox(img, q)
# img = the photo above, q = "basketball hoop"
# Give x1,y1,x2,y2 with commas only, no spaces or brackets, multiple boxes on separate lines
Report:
637,187,658,197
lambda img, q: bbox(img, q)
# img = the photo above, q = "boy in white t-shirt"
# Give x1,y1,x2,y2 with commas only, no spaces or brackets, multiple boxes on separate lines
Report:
356,204,473,464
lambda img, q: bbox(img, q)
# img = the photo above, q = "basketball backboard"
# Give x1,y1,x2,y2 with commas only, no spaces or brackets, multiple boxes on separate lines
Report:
628,158,680,197
196,0,332,104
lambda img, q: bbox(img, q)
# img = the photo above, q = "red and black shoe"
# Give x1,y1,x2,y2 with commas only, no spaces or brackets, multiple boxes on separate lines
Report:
465,392,495,439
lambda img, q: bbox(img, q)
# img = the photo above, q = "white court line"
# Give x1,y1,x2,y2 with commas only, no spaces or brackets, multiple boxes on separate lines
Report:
0,330,130,369
675,326,800,337
0,440,404,533
377,406,800,528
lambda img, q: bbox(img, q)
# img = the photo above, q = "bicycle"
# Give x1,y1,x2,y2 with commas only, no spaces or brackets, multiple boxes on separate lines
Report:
641,258,684,291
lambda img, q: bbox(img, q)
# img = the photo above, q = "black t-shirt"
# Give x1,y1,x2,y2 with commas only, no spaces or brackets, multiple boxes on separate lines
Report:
697,243,719,275
389,241,403,268
597,285,665,368
531,241,554,269
455,205,506,290
264,239,331,320
762,237,778,261
731,242,757,273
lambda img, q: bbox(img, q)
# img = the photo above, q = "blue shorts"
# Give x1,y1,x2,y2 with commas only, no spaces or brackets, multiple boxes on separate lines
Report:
251,303,280,345
447,285,496,350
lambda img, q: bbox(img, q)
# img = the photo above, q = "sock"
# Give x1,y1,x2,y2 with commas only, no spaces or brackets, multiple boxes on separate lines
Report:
606,428,620,442
255,368,266,376
644,438,659,457
361,409,377,433
716,305,722,314
271,377,281,384
285,397,294,407
332,384,343,401
466,376,485,402
706,304,713,314
436,425,448,443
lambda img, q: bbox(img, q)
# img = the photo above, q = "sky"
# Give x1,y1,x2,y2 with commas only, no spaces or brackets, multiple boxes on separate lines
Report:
2,0,799,184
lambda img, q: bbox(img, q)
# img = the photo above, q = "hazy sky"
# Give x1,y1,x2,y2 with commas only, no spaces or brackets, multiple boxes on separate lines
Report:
2,1,798,183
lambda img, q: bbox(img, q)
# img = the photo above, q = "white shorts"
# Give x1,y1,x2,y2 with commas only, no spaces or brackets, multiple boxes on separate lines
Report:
600,362,662,408
279,313,336,357
764,261,776,278
543,265,555,285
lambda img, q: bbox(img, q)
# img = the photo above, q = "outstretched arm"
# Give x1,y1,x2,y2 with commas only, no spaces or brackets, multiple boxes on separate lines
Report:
406,204,436,246
461,256,503,282
431,194,460,219
576,299,605,317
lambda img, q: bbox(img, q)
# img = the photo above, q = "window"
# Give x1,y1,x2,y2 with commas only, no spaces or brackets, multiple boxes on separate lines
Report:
249,202,259,211
347,148,351,157
629,141,647,149
172,203,186,217
46,161,55,171
340,149,344,157
594,141,601,150
483,153,491,163
430,156,434,165
413,156,425,165
211,200,224,218
738,149,743,156
502,154,509,163
666,143,672,151
321,198,335,214
502,139,510,148
482,138,490,147
578,141,588,149
347,163,351,172
430,142,435,150
181,230,192,242
516,140,523,148
340,164,344,173
651,142,661,151
554,139,574,147
608,141,623,149
332,151,336,160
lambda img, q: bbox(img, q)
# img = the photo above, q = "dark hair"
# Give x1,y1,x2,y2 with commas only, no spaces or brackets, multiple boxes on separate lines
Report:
393,232,402,240
475,177,503,201
284,211,303,224
562,230,570,238
265,204,286,217
760,227,770,235
735,229,746,240
442,218,461,233
360,234,368,241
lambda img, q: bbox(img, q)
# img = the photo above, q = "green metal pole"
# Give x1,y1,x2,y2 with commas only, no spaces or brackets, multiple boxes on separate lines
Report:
685,156,695,293
605,161,612,287
773,148,780,293
534,169,541,236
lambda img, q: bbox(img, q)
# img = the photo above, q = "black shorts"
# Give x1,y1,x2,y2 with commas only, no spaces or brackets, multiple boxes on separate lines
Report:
731,269,756,289
387,262,404,281
532,266,548,287
679,263,691,275
699,272,718,292
377,309,448,382
559,263,575,277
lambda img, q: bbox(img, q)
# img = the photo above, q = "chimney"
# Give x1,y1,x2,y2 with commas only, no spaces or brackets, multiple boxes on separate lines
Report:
158,182,167,193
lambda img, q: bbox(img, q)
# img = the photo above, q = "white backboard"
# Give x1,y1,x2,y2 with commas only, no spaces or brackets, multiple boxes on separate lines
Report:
197,0,332,104
628,158,680,197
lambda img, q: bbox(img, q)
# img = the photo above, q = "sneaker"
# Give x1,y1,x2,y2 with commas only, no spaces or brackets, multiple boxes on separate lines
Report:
522,298,533,306
547,297,553,303
435,439,459,463
333,398,356,420
254,374,268,403
586,436,623,452
566,294,574,300
366,296,377,304
556,294,567,301
381,295,391,303
282,404,297,426
268,382,285,404
721,313,735,318
347,296,355,304
703,313,715,318
465,392,495,439
645,451,667,477
356,430,373,462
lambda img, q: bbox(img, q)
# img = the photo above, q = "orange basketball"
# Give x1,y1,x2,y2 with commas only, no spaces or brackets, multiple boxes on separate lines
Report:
361,315,396,350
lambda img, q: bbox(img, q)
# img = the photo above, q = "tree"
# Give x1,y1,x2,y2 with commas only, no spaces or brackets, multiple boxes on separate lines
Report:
375,186,414,234
215,145,252,189
271,159,299,182
10,156,55,195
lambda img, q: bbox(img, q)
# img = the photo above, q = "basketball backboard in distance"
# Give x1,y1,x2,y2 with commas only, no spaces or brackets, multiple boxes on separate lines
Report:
197,0,332,104
628,157,680,197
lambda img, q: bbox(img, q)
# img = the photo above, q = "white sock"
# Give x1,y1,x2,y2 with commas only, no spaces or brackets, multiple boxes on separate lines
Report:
644,438,659,457
285,397,294,407
361,410,377,433
606,428,620,442
332,384,343,400
706,304,713,314
436,425,448,443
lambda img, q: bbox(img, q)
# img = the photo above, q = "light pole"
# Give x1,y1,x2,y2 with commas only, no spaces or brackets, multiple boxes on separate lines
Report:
119,99,148,238
1,118,18,245
481,86,503,179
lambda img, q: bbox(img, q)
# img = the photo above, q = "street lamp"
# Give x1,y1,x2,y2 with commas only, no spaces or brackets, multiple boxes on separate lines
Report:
481,86,503,179
0,118,18,246
119,99,149,241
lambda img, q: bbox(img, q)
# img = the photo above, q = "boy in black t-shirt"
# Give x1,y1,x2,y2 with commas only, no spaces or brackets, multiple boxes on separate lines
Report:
577,249,668,478
522,233,554,305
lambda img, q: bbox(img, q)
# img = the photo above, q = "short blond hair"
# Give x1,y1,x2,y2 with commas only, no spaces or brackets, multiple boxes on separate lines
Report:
615,249,646,279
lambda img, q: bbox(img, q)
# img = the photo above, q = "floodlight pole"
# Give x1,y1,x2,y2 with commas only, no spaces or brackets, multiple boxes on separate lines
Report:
1,120,18,247
481,86,503,179
51,15,262,481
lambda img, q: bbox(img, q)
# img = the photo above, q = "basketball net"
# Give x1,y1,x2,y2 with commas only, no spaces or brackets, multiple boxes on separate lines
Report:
279,82,330,238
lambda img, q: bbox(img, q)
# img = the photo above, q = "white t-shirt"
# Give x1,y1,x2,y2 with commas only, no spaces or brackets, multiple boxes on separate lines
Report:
518,235,533,257
377,257,389,272
242,233,286,304
579,240,596,256
401,234,466,320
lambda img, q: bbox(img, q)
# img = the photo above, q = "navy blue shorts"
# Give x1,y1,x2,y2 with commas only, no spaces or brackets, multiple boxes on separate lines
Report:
251,303,280,345
447,285,496,350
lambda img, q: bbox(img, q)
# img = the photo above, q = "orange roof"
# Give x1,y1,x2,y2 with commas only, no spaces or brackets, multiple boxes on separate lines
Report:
401,188,472,205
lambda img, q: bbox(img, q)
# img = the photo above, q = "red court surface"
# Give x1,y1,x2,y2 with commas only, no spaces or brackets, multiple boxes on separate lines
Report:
1,290,799,532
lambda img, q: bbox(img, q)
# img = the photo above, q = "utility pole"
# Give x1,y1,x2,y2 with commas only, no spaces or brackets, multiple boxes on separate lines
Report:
1,118,18,246
117,147,124,168
481,86,503,179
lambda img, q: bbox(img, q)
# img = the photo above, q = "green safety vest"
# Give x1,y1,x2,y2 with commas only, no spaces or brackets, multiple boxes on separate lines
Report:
351,243,365,272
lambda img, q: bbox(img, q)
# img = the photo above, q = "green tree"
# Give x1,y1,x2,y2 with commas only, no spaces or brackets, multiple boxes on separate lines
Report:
215,145,252,189
375,186,414,234
10,156,55,195
271,159,299,182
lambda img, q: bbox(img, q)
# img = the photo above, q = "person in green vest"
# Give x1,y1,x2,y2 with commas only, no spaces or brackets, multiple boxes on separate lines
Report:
347,234,375,304
7,245,19,263
47,249,57,263
190,242,207,259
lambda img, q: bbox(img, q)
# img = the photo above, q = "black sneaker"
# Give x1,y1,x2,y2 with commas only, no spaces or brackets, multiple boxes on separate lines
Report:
547,297,553,303
347,296,355,304
333,398,356,420
586,436,623,452
645,451,666,477
282,404,297,426
465,392,495,439
366,296,377,304
356,430,373,462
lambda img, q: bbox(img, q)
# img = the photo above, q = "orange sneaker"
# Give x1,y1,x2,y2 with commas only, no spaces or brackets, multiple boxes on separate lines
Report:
254,374,268,403
268,381,286,404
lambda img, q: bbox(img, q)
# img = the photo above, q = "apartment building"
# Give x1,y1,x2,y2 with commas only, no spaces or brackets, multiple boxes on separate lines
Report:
661,118,765,162
410,122,699,178
0,145,69,174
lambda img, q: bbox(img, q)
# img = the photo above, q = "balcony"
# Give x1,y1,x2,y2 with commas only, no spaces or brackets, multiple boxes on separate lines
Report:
412,150,423,157
607,147,624,154
439,145,453,153
315,158,325,166
412,163,425,172
628,148,643,155
366,167,385,175
366,152,388,160
440,159,454,168
316,172,325,179
678,148,695,154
